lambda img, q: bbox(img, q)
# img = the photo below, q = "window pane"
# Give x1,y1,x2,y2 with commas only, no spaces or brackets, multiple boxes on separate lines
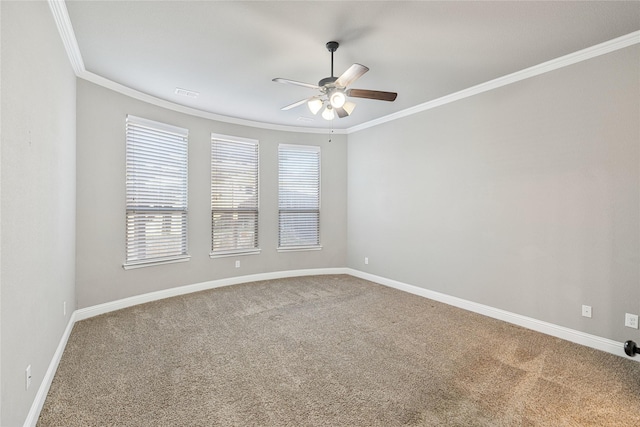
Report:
278,145,320,248
125,115,189,266
278,211,319,247
211,136,259,254
212,210,258,253
126,211,188,262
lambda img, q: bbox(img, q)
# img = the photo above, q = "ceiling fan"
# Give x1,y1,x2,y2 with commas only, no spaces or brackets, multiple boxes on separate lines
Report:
273,41,397,120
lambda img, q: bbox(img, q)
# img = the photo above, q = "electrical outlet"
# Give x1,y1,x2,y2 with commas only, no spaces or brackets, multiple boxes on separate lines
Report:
581,305,592,318
235,260,240,268
63,301,67,316
625,313,639,329
25,365,32,390
364,257,369,265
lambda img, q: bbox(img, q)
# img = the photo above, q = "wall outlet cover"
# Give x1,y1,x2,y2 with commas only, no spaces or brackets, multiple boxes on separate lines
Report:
625,313,639,329
581,305,592,318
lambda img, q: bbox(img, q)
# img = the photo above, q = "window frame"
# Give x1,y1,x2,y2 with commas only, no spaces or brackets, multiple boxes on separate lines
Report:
123,115,190,269
210,133,260,258
277,143,322,252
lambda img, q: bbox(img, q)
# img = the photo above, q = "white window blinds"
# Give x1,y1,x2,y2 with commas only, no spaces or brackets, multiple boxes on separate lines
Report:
125,115,189,268
278,144,321,249
211,135,259,256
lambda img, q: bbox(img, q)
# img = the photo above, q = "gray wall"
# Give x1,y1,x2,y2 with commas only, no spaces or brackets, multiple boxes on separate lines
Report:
1,1,77,425
76,80,348,308
348,46,640,343
1,3,636,423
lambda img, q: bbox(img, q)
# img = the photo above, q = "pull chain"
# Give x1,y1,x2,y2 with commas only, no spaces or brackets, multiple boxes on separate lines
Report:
329,120,334,142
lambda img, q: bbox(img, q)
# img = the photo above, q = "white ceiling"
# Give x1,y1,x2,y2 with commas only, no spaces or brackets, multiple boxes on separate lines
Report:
65,1,640,130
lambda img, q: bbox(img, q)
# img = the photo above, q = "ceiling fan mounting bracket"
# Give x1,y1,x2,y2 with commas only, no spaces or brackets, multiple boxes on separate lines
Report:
326,41,339,53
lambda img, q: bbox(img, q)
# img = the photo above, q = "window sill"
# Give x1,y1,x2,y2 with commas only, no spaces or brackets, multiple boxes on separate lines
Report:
123,255,191,270
277,245,322,253
210,249,261,259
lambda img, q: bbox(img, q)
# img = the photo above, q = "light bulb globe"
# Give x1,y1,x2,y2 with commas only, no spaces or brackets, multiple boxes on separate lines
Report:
322,105,335,120
307,98,323,115
329,91,346,109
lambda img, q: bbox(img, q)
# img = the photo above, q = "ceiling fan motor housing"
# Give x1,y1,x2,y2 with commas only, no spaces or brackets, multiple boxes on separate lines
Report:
318,76,338,87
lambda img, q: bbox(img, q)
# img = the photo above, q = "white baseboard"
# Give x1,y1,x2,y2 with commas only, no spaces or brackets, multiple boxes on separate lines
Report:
347,268,635,362
26,266,637,426
75,268,349,321
25,267,348,426
23,311,77,427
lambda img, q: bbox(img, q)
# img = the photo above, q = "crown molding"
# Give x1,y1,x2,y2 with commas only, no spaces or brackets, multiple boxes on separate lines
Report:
47,0,84,75
79,70,346,135
47,1,639,136
46,0,346,135
348,30,640,133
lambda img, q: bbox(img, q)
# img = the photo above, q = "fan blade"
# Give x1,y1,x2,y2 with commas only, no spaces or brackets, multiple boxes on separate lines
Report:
335,64,369,88
334,106,349,118
347,89,397,102
272,78,320,90
281,97,315,111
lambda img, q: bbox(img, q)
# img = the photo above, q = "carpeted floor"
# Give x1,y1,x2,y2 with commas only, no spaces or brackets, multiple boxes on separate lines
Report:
38,275,640,426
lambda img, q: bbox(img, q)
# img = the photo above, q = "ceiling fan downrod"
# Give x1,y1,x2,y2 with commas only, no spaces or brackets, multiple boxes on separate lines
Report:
321,41,340,86
326,41,339,77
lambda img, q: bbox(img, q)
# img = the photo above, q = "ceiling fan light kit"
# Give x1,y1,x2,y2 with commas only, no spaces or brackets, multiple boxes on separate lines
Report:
273,41,397,121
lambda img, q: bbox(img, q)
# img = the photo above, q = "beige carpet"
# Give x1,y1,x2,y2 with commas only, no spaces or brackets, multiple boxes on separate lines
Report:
38,275,640,426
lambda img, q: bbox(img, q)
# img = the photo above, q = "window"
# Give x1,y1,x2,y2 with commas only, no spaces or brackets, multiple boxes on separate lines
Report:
124,115,189,268
278,144,321,250
211,134,259,257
